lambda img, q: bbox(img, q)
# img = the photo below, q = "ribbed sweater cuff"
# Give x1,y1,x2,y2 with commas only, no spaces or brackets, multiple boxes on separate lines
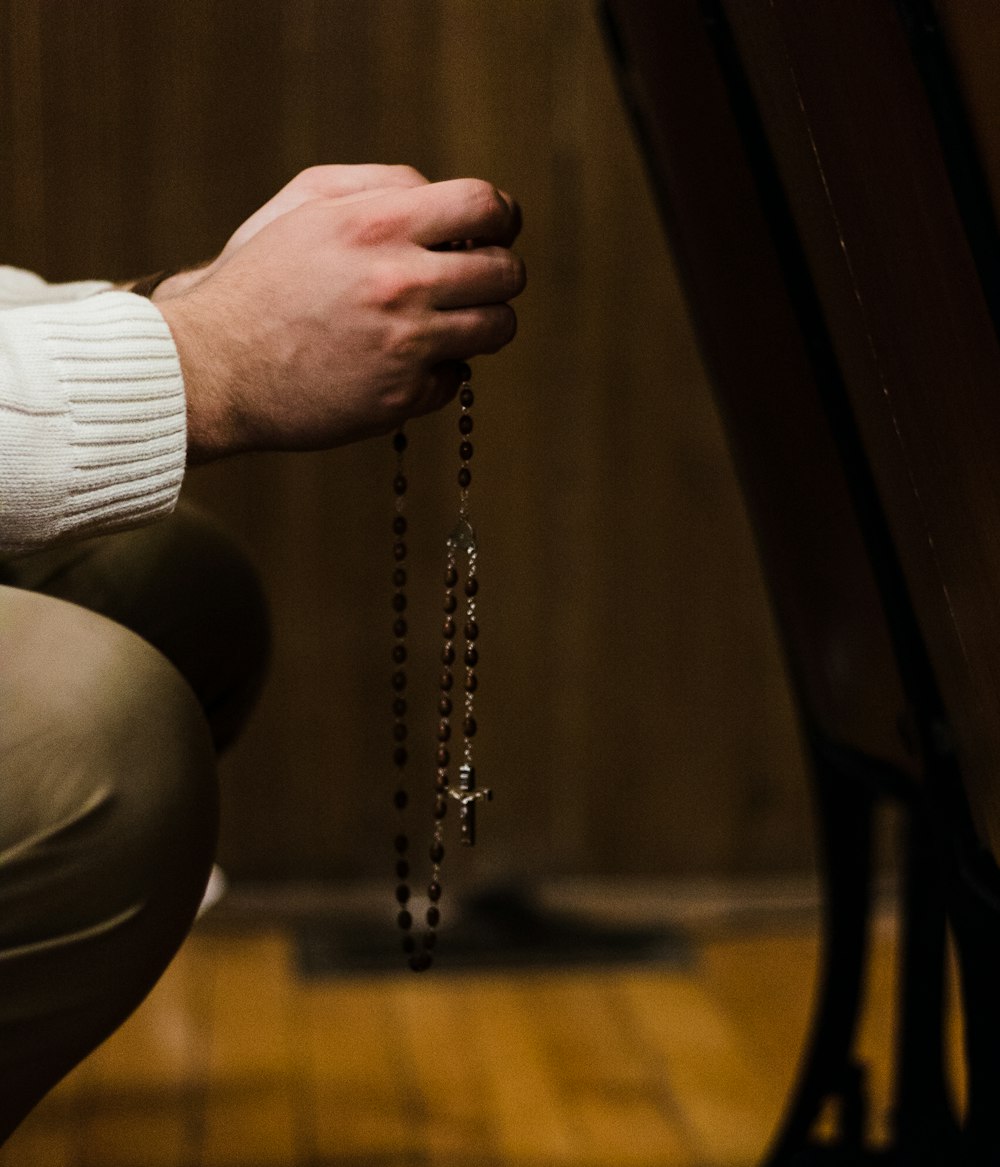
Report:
0,291,187,550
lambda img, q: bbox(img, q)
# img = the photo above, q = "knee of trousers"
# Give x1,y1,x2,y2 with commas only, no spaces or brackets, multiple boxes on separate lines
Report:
0,585,218,1046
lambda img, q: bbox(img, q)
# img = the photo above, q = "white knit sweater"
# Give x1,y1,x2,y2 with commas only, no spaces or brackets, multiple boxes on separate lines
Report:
0,265,186,552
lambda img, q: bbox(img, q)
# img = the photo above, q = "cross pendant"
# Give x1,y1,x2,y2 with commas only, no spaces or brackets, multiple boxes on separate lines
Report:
449,763,492,846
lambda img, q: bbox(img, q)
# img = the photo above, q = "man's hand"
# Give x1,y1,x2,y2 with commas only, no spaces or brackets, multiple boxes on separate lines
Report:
155,168,525,463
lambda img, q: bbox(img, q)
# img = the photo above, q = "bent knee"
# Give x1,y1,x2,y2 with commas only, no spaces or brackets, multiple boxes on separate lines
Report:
0,586,218,944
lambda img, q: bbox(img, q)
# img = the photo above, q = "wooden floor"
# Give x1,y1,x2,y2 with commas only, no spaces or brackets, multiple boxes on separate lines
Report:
0,882,965,1167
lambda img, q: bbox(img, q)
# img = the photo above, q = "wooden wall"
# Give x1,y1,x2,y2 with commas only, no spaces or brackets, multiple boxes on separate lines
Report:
0,0,813,881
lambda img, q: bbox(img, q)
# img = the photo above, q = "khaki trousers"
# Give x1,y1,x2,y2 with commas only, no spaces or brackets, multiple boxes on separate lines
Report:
0,505,269,1141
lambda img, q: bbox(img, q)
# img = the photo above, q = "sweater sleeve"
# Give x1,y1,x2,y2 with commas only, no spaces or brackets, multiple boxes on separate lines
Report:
0,287,187,551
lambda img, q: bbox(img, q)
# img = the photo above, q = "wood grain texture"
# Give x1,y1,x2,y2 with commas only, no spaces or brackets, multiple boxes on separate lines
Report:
0,0,810,879
0,891,957,1167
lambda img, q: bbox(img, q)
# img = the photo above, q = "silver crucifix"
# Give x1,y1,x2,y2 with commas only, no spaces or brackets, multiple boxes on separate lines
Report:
449,763,492,846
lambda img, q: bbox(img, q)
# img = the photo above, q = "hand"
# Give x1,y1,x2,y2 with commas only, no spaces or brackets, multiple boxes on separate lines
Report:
157,173,525,463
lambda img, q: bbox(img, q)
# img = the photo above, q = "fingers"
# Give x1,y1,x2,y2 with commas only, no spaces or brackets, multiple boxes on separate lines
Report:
425,246,527,310
388,178,521,249
431,303,519,359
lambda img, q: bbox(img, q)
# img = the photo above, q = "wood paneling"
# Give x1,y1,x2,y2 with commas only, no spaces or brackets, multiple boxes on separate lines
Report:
0,0,810,879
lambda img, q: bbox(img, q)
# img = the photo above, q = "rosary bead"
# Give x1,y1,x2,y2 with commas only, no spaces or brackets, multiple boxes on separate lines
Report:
441,644,455,665
392,593,407,612
397,909,413,930
393,541,407,561
423,931,437,950
428,880,442,902
458,468,472,488
435,769,449,791
395,834,409,854
440,669,454,691
445,565,459,588
458,414,474,435
392,722,407,742
392,645,407,665
464,577,479,597
443,593,458,614
393,698,407,719
464,670,478,692
393,618,407,638
395,884,411,905
402,935,417,954
396,860,410,879
443,617,456,639
393,473,408,495
393,747,408,767
464,620,479,641
430,841,445,864
393,431,408,453
463,716,478,737
436,745,450,766
439,695,453,717
460,440,474,461
460,386,474,408
464,646,479,667
434,796,448,820
391,670,407,691
392,570,407,590
409,952,433,973
393,515,407,535
426,906,441,928
437,720,451,742
393,789,409,809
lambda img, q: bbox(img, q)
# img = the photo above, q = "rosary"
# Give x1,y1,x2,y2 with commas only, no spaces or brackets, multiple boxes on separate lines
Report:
389,366,491,972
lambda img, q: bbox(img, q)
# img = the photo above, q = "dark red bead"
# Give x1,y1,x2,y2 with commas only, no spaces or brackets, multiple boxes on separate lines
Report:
458,468,471,488
463,716,478,737
439,695,453,716
440,670,454,691
392,645,407,664
444,593,458,614
392,593,407,612
395,834,409,854
396,860,410,879
436,746,450,766
435,770,449,791
393,746,408,766
443,617,456,638
393,570,407,589
397,909,413,930
393,789,408,809
464,577,479,597
393,697,407,717
464,670,478,692
393,617,407,637
393,722,407,741
393,474,408,495
423,931,438,950
464,646,479,667
434,797,448,820
445,565,459,588
441,644,455,665
409,952,433,973
391,670,407,691
464,620,479,641
430,841,445,864
460,386,474,408
428,881,442,902
458,414,473,435
403,935,417,954
396,884,411,904
393,515,407,535
393,431,408,452
460,441,473,461
393,541,407,561
426,906,441,928
437,720,451,742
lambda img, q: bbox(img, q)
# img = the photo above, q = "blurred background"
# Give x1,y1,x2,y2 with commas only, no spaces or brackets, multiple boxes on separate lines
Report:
0,0,813,889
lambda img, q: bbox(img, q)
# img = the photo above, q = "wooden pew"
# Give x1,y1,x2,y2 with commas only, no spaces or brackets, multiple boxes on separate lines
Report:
602,1,1000,1160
